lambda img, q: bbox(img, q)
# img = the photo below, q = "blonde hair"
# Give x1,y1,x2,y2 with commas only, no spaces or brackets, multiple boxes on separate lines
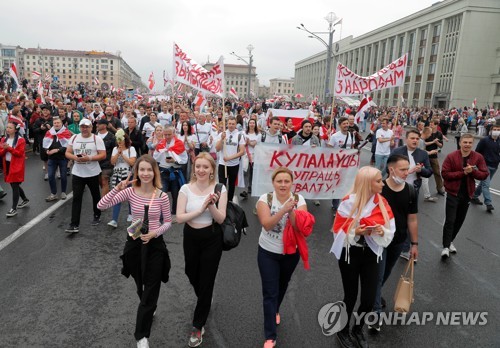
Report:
341,166,390,233
133,155,162,189
191,152,217,184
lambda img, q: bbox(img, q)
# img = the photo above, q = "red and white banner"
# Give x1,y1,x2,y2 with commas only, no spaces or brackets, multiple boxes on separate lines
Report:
265,108,310,131
334,53,407,96
472,98,477,109
173,42,224,97
32,71,41,80
294,93,304,99
193,91,207,109
148,72,155,90
252,144,360,199
37,81,45,103
44,73,51,81
9,63,19,88
355,95,373,123
229,87,239,100
93,77,100,85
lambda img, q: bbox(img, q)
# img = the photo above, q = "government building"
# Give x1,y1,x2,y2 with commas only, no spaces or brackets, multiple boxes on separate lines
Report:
203,62,258,99
295,0,500,110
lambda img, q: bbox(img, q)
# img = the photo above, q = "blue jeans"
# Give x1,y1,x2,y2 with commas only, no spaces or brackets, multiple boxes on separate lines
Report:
257,246,299,340
473,166,497,205
48,158,68,194
374,154,389,176
112,202,131,221
373,242,406,314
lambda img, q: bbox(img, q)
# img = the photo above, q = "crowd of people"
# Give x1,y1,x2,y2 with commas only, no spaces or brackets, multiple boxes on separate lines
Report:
0,83,499,348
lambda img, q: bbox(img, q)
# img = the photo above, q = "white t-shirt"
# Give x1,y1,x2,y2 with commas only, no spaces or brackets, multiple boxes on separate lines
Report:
5,137,14,161
328,131,354,149
182,134,196,151
110,146,137,188
258,192,307,254
194,122,212,148
158,112,172,127
143,121,161,139
375,128,393,155
245,132,260,159
406,149,417,185
70,134,106,177
216,129,245,167
179,184,227,225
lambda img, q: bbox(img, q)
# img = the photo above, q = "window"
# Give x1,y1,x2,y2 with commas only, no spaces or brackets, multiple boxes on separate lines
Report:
431,43,439,55
426,82,433,93
1,49,15,57
495,83,500,96
433,24,441,37
419,46,425,58
421,28,427,40
428,63,436,74
63,57,66,61
57,57,60,61
416,64,423,76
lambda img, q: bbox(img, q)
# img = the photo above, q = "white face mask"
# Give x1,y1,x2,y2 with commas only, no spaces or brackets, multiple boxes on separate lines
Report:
391,170,406,185
492,130,500,138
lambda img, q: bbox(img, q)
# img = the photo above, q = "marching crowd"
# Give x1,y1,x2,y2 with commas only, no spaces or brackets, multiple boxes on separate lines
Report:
0,83,499,348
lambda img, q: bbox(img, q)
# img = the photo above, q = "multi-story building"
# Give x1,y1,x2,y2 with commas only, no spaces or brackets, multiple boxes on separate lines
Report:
20,47,142,89
269,78,294,97
295,0,500,109
258,85,270,99
0,44,23,76
203,62,258,99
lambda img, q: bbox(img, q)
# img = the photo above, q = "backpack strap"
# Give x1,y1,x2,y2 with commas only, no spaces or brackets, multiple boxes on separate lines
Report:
261,131,266,142
266,192,273,208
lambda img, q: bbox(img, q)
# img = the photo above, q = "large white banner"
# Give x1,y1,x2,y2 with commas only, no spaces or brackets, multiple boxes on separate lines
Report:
252,143,360,199
173,42,225,97
334,53,407,96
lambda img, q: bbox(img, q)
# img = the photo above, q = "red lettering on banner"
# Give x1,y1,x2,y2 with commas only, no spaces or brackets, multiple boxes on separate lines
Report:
393,69,404,82
270,151,284,167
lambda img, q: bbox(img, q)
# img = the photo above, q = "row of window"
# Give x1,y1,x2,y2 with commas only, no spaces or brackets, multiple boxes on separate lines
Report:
25,56,112,64
26,61,112,70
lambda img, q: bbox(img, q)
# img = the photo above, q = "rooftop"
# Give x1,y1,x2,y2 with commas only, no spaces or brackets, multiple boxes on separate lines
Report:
24,48,118,58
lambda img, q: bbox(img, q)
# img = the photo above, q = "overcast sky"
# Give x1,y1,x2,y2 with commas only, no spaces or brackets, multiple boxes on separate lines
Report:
3,0,440,88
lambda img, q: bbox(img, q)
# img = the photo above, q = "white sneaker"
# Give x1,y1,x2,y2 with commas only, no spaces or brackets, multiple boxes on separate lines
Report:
44,173,48,181
45,194,58,202
127,214,133,222
107,220,118,228
137,337,149,348
449,243,457,254
60,192,67,200
441,248,450,258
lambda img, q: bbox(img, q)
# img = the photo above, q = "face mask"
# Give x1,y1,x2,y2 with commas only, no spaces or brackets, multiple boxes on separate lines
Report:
492,130,500,138
391,170,406,185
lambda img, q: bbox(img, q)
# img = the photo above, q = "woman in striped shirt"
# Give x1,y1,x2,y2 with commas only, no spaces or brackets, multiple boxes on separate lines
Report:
98,154,172,348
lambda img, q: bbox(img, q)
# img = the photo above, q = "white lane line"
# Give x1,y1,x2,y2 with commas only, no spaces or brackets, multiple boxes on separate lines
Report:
0,192,73,252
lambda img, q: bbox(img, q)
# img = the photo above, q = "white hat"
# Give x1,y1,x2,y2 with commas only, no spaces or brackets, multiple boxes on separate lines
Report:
79,118,92,127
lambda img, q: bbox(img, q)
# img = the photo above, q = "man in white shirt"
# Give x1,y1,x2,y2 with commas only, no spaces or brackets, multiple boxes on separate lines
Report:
375,118,394,176
194,113,212,155
215,117,246,201
157,105,172,127
64,118,106,233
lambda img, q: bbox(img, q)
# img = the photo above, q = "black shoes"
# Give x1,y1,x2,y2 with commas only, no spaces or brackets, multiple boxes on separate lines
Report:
437,190,446,196
337,329,357,348
470,197,483,205
352,325,369,348
239,191,248,199
486,204,494,212
65,225,79,233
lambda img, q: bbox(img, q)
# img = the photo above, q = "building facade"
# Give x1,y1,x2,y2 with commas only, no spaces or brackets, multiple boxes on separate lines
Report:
295,0,500,109
269,78,294,97
204,63,258,99
20,48,142,89
1,44,23,78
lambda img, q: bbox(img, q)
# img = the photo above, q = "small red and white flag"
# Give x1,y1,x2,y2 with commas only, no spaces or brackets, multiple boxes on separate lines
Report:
193,91,207,109
148,72,155,90
110,85,116,92
355,94,373,123
211,122,218,133
134,94,144,101
93,77,100,85
45,73,51,81
37,81,45,104
42,126,73,149
9,63,19,89
32,71,41,80
294,93,304,99
472,98,477,109
229,87,239,100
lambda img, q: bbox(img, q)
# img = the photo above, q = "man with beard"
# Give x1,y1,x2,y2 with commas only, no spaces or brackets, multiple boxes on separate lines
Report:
291,119,320,146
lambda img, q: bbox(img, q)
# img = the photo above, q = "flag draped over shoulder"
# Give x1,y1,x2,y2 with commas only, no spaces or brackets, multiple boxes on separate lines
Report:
173,42,225,97
155,137,186,164
42,126,73,149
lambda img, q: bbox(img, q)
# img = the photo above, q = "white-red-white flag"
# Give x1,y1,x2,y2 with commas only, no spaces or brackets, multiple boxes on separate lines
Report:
45,73,51,81
355,95,373,123
9,63,19,89
229,87,239,100
148,72,155,90
32,71,41,80
37,81,45,104
110,85,116,92
93,77,100,85
134,94,144,101
472,98,477,109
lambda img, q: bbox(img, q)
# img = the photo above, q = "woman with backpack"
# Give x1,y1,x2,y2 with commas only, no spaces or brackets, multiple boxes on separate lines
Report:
176,152,227,347
256,167,309,348
0,119,30,217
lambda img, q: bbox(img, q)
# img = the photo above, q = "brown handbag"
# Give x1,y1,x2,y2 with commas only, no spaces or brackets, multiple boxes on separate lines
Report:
393,258,415,313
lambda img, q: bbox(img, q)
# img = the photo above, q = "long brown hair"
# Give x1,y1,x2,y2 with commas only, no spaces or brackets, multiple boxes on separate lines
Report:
132,154,162,189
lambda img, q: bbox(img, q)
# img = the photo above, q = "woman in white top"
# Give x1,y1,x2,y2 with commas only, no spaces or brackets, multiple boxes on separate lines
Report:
240,118,259,199
180,120,196,180
146,124,164,155
108,130,137,228
142,112,161,141
256,167,307,348
176,153,227,348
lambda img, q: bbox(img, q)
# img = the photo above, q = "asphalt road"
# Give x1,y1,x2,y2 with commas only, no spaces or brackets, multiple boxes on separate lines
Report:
0,135,499,348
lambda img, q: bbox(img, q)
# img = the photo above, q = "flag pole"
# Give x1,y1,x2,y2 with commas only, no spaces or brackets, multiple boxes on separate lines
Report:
222,96,228,178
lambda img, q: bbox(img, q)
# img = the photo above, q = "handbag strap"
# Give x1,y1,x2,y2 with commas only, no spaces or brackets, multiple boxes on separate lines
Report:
402,258,414,281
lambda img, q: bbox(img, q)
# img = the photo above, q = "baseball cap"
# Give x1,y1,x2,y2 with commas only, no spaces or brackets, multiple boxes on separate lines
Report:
79,118,92,127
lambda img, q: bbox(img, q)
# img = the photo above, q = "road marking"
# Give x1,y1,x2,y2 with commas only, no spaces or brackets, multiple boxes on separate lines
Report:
0,192,73,252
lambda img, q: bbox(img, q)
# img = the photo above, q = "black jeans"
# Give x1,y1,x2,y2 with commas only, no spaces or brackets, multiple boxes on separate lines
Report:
247,162,254,193
338,246,379,327
5,161,27,210
442,193,470,248
257,246,300,340
183,224,223,330
218,164,239,202
71,174,101,226
160,167,181,215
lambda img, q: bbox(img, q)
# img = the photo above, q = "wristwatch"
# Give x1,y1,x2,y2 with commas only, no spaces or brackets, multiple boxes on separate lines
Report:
411,241,418,246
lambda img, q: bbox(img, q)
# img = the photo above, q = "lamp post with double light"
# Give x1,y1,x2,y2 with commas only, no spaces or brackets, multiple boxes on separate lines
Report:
230,44,254,100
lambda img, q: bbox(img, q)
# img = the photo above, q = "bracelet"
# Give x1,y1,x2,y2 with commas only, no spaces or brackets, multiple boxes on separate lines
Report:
411,241,418,246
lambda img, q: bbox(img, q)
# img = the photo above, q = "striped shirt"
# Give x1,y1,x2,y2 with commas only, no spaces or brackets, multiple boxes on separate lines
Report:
98,187,172,237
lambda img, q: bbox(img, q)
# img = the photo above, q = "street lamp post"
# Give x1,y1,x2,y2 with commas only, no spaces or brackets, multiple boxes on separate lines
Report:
297,12,341,104
230,44,254,100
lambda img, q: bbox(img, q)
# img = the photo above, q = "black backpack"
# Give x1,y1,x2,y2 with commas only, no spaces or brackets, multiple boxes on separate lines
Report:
214,183,249,251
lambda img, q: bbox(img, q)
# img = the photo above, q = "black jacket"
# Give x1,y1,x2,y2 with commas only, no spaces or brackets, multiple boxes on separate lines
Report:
391,146,433,189
98,132,116,170
126,127,144,157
